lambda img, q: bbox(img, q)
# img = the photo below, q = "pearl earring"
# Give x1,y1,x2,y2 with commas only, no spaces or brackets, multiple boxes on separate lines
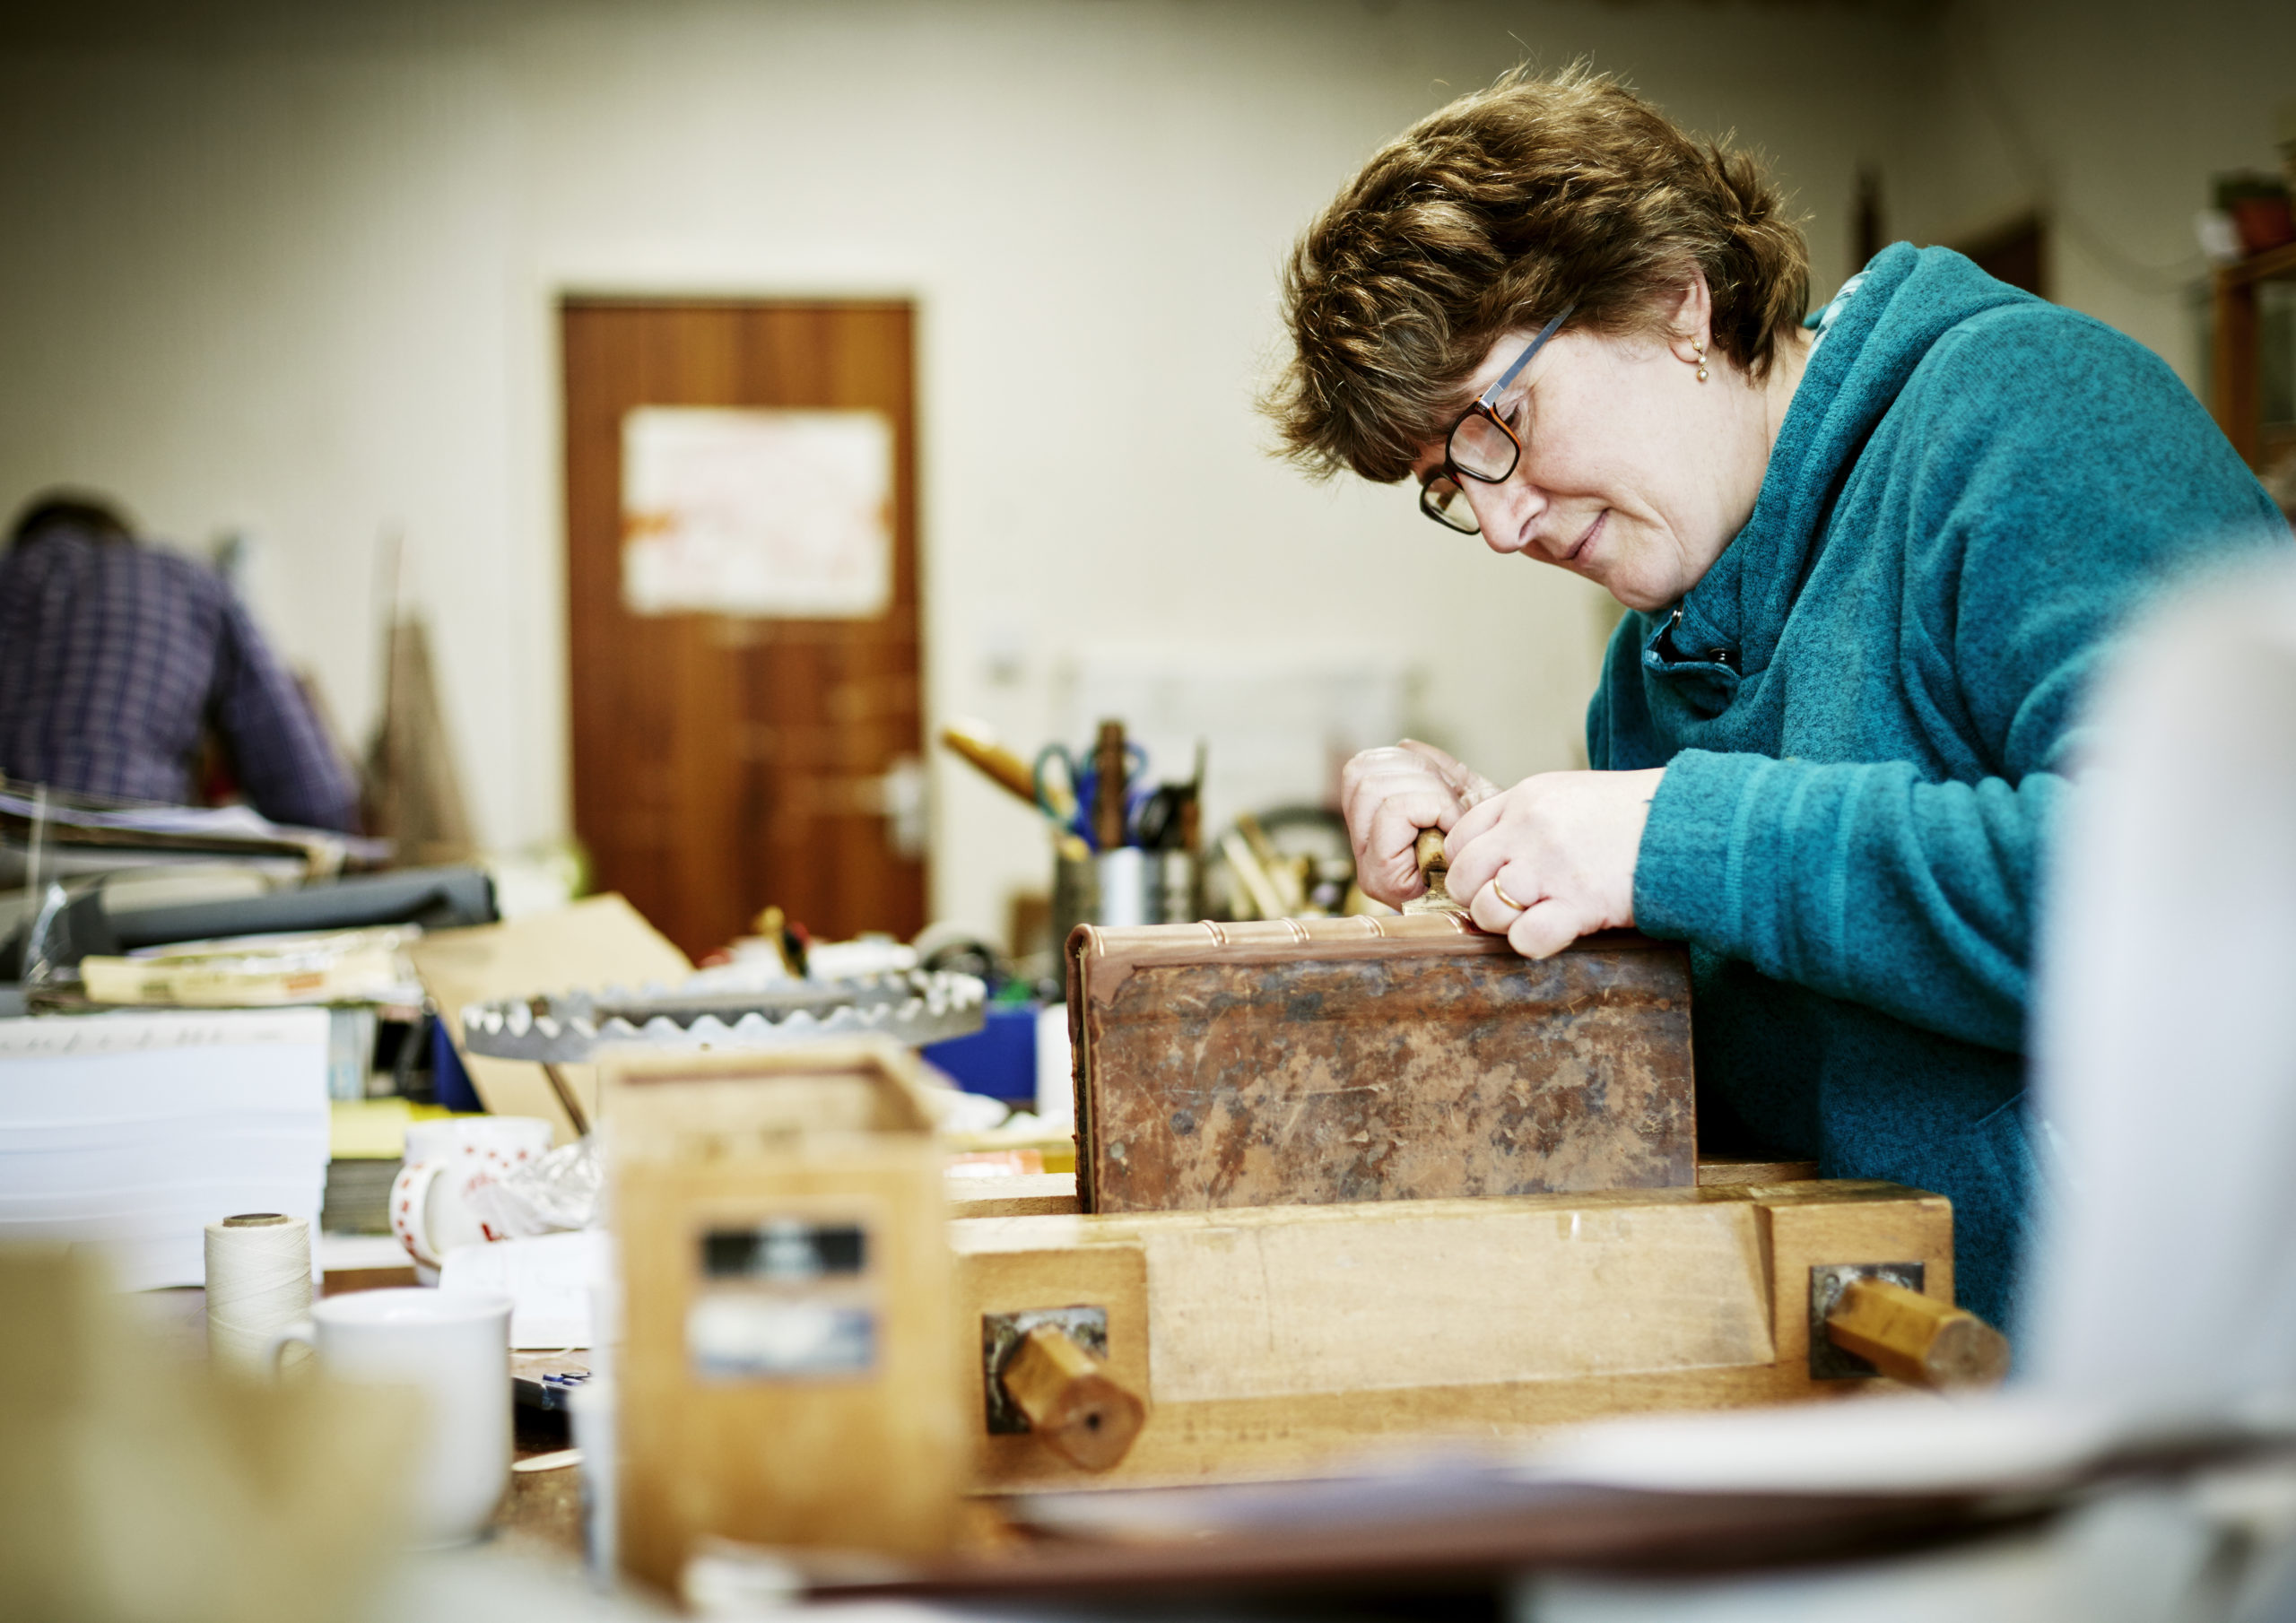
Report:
1693,339,1709,384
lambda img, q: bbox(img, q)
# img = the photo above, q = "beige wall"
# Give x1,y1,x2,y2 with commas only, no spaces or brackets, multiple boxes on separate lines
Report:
0,1,2278,944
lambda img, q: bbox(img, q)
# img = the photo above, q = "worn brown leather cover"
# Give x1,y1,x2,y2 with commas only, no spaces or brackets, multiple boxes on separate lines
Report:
1067,914,1695,1214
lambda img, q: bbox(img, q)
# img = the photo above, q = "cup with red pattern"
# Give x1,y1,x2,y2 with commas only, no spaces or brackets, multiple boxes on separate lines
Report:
389,1116,555,1280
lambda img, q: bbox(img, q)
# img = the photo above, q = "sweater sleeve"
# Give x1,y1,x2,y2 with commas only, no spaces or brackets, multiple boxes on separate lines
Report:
1636,751,2054,1049
1632,308,2290,1054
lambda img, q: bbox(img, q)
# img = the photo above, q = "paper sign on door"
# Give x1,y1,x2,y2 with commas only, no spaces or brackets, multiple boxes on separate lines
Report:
621,406,893,619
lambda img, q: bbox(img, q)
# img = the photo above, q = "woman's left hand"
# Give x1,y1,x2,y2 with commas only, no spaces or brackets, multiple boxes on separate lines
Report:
1443,768,1667,959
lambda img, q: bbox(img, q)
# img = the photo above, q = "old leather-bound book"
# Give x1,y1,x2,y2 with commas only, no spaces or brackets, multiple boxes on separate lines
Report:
1066,914,1695,1214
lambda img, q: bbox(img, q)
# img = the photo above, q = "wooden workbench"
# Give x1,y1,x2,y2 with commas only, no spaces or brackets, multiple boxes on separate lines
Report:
292,1152,1839,1541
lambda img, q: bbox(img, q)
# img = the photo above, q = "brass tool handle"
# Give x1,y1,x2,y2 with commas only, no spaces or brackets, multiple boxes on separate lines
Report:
1000,1324,1146,1471
1404,828,1461,916
1824,1278,2010,1389
940,721,1039,807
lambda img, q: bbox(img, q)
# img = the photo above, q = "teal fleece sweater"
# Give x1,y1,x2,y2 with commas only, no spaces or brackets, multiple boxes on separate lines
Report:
1589,244,2291,1331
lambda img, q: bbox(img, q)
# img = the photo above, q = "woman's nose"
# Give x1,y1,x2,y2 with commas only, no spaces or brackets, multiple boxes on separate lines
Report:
1466,472,1546,555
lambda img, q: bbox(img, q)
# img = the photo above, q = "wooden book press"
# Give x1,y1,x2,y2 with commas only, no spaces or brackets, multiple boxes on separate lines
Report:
604,901,2005,1585
956,895,2004,1493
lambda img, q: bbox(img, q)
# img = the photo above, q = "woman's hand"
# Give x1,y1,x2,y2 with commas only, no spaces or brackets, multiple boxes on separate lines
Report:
1340,740,1501,907
1444,768,1666,958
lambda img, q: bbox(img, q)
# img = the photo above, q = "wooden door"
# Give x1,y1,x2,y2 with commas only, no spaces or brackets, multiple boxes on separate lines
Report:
561,299,925,959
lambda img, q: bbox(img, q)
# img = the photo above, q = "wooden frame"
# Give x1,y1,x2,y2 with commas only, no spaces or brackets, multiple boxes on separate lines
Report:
954,1177,1954,1493
2212,239,2296,472
606,1040,967,1584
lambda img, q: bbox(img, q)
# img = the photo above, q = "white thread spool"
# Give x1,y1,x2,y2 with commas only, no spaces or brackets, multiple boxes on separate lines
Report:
204,1212,312,1375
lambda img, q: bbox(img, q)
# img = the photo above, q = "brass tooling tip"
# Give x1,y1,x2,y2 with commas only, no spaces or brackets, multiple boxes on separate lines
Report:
1403,828,1462,916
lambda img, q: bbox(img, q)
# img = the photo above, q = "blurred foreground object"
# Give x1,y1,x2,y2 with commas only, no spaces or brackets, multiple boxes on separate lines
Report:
605,1037,963,1591
816,1394,2296,1618
0,1245,414,1622
268,1288,511,1548
2031,557,2296,1410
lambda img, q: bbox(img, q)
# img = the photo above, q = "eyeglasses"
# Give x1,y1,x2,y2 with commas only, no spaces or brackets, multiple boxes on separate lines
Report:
1417,304,1576,534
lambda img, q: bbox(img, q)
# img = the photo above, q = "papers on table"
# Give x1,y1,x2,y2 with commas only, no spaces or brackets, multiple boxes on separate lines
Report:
83,925,425,1008
0,779,387,871
0,1008,330,1289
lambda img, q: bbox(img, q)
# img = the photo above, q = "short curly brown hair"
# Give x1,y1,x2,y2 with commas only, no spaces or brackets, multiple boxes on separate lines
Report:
1264,65,1810,484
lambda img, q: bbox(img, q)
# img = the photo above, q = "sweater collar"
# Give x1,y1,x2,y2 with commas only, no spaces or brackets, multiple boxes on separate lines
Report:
1647,242,2036,691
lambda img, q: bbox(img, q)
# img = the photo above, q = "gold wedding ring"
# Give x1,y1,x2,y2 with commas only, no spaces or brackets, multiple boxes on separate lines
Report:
1490,878,1527,914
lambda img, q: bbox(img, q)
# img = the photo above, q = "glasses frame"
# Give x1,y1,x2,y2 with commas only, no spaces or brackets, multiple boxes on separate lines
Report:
1418,303,1577,534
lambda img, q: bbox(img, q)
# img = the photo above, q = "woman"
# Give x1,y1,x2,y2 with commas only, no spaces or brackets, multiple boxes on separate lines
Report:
1265,68,2289,1330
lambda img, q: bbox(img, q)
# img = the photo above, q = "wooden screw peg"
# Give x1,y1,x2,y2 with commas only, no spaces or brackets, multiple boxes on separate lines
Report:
999,1323,1146,1471
1825,1277,2011,1389
1403,828,1461,916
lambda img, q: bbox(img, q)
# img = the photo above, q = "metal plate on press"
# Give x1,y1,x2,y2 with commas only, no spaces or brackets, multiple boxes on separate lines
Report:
1808,1261,1926,1380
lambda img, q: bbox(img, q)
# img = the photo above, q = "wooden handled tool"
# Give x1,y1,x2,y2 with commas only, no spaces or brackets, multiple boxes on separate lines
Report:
1824,1277,2010,1389
944,719,1091,863
1092,720,1128,853
1402,828,1462,916
998,1323,1146,1471
939,720,1038,806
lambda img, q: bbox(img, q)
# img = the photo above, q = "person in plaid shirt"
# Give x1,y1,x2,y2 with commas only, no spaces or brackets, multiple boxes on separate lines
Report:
0,492,361,833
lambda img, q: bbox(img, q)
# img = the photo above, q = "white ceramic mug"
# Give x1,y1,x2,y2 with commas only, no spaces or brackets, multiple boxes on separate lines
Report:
270,1288,514,1547
390,1115,555,1271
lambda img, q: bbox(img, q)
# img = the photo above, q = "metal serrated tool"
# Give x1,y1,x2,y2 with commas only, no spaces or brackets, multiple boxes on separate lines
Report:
459,968,987,1063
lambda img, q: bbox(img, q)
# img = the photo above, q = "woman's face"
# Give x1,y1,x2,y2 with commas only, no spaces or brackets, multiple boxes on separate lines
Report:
1414,317,1787,612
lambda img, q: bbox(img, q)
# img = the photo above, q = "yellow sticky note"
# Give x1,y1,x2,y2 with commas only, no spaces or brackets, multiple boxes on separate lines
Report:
328,1099,460,1160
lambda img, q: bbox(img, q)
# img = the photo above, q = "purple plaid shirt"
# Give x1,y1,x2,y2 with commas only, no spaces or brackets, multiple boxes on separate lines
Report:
0,526,361,832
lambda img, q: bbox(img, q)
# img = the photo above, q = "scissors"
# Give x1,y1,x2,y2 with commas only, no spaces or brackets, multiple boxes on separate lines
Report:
1035,739,1149,852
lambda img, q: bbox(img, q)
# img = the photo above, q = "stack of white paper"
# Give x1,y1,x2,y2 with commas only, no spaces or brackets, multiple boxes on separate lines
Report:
0,1008,329,1289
